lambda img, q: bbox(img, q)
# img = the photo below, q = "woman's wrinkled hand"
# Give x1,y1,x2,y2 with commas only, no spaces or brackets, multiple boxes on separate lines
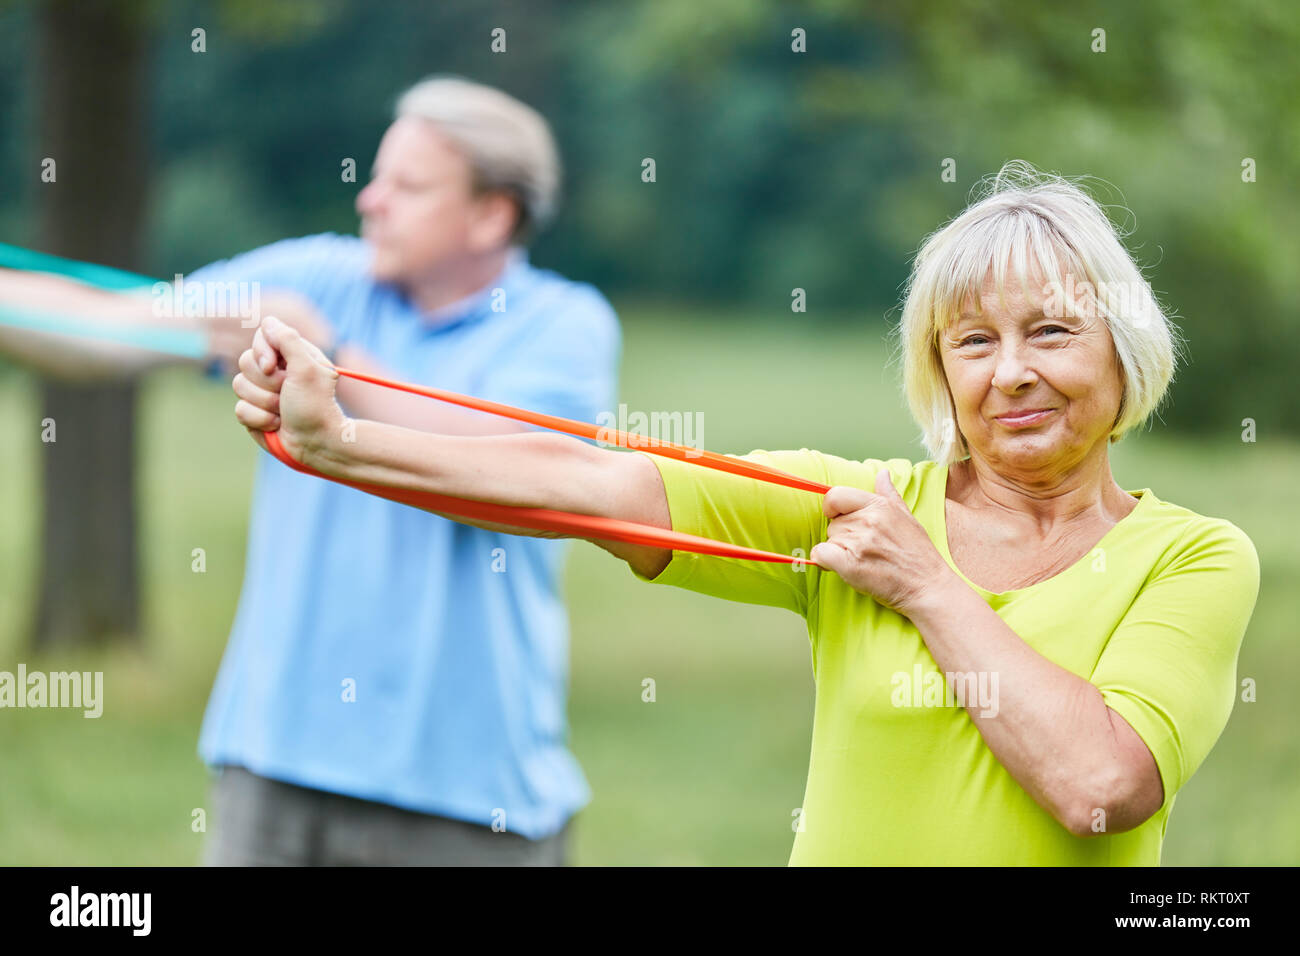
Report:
810,469,956,617
232,315,347,467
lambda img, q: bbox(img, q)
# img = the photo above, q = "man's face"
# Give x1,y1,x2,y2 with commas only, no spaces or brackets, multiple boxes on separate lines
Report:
356,116,514,285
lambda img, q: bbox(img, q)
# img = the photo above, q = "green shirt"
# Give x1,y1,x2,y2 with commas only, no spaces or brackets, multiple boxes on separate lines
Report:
631,451,1260,865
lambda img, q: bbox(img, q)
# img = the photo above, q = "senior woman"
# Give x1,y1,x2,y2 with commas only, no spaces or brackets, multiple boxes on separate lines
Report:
231,164,1259,866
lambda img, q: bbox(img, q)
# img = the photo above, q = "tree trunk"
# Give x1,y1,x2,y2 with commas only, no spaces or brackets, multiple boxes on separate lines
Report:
32,0,151,649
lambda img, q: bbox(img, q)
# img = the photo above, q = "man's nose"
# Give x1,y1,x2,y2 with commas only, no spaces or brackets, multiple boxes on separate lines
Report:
356,181,384,215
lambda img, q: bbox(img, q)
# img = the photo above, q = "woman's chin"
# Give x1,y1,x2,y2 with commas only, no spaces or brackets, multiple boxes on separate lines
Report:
988,436,1065,470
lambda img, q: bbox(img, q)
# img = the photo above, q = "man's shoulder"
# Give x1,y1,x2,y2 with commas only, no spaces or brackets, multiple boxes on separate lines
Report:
516,261,617,323
188,232,369,289
256,232,368,272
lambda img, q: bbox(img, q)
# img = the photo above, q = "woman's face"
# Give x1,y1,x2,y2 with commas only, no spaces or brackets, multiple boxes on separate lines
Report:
938,268,1124,482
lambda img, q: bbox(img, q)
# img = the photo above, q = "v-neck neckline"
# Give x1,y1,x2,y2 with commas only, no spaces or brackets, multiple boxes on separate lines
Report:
931,462,1152,600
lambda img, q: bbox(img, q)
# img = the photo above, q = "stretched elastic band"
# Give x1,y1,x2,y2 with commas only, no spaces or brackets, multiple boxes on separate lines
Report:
0,241,156,291
264,430,818,567
0,302,208,358
332,365,831,495
263,363,833,567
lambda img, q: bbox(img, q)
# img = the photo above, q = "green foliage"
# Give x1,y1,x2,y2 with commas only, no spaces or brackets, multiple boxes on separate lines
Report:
0,0,1293,435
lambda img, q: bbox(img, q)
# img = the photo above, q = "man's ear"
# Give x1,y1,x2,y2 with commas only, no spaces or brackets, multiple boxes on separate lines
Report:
469,190,523,252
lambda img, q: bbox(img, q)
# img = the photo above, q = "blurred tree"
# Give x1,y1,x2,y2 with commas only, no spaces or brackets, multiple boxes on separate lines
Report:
32,0,152,649
23,0,344,649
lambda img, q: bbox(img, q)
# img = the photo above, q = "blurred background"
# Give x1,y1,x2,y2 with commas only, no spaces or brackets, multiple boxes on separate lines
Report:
0,0,1296,864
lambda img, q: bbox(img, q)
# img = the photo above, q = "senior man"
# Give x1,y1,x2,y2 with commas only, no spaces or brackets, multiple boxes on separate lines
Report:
0,77,619,865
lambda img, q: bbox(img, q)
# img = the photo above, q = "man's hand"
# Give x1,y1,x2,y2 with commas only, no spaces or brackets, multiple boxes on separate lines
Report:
206,291,335,373
233,315,348,469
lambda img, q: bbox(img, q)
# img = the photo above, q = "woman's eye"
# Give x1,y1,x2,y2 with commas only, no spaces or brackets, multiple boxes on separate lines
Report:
961,336,988,346
1040,325,1066,336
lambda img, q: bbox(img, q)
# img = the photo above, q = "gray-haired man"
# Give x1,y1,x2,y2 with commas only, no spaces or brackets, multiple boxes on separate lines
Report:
0,77,621,865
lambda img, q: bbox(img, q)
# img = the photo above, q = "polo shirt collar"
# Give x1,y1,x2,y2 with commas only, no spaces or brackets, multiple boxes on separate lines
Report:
415,247,531,330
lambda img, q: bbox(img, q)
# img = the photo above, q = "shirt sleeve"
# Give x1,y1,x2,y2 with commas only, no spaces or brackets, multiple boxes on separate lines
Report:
184,234,355,381
184,233,353,299
629,448,830,617
474,284,621,426
1091,518,1261,815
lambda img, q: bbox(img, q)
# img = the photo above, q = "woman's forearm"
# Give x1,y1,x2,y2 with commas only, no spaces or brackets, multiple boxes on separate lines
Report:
309,417,624,517
332,344,533,437
302,417,673,575
906,576,1152,836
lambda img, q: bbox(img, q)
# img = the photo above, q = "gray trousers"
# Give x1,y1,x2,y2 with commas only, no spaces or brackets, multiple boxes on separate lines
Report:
202,765,570,866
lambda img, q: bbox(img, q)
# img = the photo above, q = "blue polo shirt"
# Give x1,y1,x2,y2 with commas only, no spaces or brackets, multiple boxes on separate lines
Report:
189,233,620,839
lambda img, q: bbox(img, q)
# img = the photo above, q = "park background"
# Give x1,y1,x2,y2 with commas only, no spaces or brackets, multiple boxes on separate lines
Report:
0,0,1296,863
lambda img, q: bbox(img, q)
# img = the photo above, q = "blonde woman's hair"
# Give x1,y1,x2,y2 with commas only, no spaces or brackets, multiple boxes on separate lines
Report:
396,75,560,243
895,160,1185,465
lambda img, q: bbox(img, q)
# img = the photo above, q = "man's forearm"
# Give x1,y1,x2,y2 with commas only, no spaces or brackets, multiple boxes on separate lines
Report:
0,323,200,381
0,270,199,380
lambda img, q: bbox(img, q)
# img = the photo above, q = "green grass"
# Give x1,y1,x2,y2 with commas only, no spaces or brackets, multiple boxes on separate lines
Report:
1,309,1296,865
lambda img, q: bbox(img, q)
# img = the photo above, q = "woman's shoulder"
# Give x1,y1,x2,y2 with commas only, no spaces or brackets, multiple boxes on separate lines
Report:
1133,491,1256,550
733,450,940,490
813,452,942,496
738,451,941,518
1126,490,1260,587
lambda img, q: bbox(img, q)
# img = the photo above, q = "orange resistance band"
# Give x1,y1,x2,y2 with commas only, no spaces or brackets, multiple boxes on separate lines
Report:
262,366,833,567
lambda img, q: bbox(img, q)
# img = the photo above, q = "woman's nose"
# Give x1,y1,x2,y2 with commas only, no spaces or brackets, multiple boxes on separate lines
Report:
991,341,1037,391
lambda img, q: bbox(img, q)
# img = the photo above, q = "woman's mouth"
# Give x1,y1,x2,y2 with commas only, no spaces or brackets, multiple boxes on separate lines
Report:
995,408,1055,428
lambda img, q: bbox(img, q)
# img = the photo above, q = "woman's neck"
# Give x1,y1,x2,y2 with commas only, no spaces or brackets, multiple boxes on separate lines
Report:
948,451,1136,536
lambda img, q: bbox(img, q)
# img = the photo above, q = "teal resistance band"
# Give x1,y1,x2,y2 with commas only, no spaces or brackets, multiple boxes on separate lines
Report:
0,302,208,358
0,241,156,290
0,242,207,358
